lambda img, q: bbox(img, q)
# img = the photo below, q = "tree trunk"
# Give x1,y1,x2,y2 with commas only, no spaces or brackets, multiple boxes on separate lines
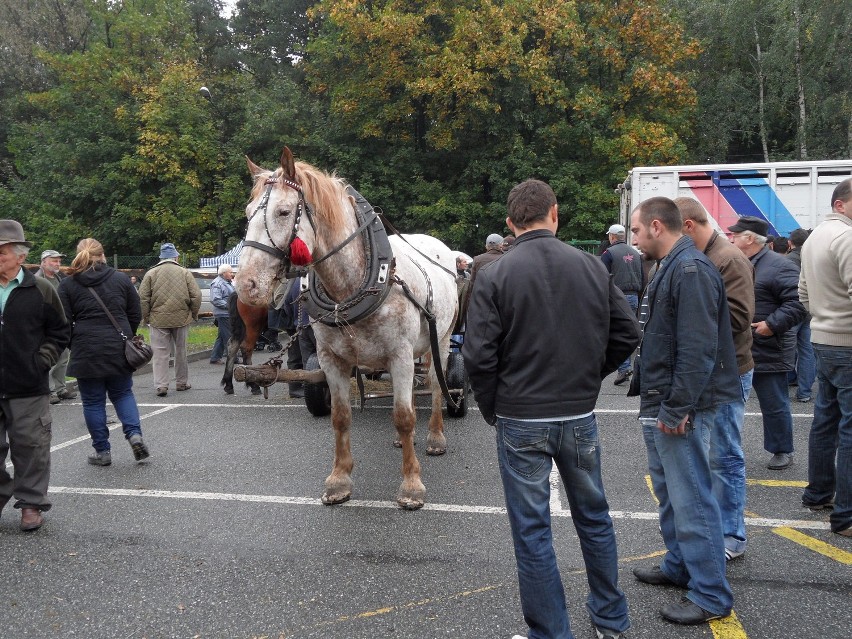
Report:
793,3,807,159
754,23,769,162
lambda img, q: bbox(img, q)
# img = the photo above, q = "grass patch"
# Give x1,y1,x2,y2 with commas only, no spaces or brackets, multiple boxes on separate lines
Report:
137,323,218,354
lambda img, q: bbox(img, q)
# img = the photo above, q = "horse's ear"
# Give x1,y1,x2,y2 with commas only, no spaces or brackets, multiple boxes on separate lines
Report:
246,156,264,179
280,146,296,181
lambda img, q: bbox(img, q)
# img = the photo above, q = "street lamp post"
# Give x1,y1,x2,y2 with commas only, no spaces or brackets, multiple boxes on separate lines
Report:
199,86,225,255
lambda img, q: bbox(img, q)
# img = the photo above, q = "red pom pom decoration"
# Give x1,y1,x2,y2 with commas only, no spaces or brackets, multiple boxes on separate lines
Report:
289,237,313,266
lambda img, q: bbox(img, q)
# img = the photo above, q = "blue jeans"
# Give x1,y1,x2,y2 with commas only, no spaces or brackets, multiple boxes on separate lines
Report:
617,294,639,374
641,409,732,616
211,315,232,362
803,345,852,533
711,369,753,555
788,320,817,400
77,375,142,453
496,415,629,639
752,371,794,454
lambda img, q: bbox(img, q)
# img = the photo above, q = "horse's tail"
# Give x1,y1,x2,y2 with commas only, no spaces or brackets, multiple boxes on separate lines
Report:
229,292,246,344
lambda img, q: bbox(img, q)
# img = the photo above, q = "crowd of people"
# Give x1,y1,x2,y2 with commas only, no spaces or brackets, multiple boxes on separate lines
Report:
0,177,849,639
462,177,851,638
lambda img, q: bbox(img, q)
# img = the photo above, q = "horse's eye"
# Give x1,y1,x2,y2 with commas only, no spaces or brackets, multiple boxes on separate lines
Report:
278,209,291,217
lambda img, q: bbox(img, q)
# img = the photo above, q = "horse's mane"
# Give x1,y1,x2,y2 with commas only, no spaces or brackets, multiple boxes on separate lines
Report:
293,161,351,236
250,161,351,237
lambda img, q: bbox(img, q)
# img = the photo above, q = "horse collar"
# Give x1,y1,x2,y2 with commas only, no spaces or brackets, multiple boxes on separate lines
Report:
304,186,395,327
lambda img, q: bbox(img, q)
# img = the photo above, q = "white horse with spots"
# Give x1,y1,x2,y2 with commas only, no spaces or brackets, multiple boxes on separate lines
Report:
235,147,459,510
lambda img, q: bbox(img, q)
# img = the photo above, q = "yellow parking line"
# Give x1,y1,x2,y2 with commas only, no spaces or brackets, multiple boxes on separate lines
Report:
644,475,659,505
773,526,852,564
710,610,748,638
746,479,807,487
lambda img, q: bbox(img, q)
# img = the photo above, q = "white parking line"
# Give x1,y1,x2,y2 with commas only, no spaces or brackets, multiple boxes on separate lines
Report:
46,485,831,530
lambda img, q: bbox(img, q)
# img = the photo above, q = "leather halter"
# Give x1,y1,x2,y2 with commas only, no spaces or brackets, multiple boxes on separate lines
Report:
242,175,310,281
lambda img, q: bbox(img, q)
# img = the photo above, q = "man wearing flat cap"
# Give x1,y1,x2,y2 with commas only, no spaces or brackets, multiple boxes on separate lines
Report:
470,233,506,289
0,220,70,532
730,216,806,470
35,249,77,404
138,243,201,397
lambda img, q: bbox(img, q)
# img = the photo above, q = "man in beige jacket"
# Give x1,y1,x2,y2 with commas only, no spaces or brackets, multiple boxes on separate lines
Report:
139,243,201,397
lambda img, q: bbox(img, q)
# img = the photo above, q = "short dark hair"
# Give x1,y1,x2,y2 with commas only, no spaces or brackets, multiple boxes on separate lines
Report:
506,179,556,229
636,196,682,232
831,177,852,206
789,228,809,247
773,236,788,253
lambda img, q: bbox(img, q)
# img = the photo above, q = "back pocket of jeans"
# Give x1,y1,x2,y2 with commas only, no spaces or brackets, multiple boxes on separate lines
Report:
574,419,599,472
502,423,549,478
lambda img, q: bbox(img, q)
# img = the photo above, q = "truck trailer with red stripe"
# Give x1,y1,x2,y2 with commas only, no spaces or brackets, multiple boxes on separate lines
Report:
617,160,852,237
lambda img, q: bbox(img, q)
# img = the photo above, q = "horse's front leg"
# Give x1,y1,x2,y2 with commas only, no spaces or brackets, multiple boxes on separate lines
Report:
389,358,425,510
322,364,354,505
425,337,449,455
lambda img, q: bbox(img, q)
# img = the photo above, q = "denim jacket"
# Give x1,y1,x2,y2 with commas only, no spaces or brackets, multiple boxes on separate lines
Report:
635,236,740,427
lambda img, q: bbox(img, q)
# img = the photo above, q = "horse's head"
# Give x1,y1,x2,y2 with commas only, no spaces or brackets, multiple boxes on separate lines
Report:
235,146,313,307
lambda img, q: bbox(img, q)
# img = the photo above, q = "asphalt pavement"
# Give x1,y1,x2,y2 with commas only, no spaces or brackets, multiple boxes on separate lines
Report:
2,357,850,639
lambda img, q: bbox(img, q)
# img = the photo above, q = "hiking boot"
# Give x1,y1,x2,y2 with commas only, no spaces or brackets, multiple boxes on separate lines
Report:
49,393,61,404
613,370,632,386
156,387,168,397
129,434,150,462
176,383,191,391
58,389,77,400
88,451,112,466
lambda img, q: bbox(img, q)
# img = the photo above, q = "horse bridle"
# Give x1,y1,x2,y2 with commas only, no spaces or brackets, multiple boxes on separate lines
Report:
242,174,314,281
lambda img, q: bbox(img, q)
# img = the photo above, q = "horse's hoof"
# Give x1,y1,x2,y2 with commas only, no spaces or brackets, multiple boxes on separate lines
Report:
250,387,262,396
223,387,234,395
397,496,424,511
426,445,447,456
321,491,351,505
393,439,416,448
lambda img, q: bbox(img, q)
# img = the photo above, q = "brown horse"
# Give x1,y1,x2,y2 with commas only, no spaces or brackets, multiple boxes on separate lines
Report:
221,293,269,395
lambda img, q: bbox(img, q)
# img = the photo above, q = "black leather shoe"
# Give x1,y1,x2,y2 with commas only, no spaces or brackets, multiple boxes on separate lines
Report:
661,597,726,624
613,370,632,386
633,565,683,587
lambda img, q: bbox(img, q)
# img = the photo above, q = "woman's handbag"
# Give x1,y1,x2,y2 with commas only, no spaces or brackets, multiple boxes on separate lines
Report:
87,286,154,370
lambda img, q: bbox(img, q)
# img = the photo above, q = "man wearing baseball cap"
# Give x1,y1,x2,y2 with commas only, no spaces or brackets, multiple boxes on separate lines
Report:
0,220,70,531
35,249,77,404
601,223,644,385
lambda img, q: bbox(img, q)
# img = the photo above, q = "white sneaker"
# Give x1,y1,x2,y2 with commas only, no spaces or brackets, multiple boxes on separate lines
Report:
511,636,528,639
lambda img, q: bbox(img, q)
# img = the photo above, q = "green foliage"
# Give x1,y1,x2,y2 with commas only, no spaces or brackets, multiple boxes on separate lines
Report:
0,0,847,264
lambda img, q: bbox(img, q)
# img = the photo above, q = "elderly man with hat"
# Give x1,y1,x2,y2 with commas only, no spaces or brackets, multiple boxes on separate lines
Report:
601,223,644,385
35,249,77,404
730,216,806,470
138,243,201,397
470,233,506,288
0,220,70,531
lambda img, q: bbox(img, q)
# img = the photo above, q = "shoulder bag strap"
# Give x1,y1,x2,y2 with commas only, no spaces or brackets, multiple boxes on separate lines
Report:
87,286,128,341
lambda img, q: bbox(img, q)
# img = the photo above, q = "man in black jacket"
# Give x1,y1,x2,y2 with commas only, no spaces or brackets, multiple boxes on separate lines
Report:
730,216,806,470
463,179,639,639
0,220,70,532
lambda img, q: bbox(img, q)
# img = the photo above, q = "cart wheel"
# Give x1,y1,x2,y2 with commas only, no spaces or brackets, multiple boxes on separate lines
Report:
304,353,331,417
445,351,468,418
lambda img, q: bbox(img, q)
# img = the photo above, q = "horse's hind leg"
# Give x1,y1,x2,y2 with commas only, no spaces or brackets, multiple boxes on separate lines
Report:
322,362,355,505
389,357,425,510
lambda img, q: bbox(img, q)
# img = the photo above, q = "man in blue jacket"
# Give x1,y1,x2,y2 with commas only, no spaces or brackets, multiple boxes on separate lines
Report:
628,197,740,625
0,220,70,532
464,179,640,639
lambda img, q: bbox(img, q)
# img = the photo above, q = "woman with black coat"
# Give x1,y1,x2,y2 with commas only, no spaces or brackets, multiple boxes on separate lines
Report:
58,238,150,466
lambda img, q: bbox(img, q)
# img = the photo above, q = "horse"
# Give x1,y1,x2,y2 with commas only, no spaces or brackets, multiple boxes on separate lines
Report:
235,146,459,510
221,293,268,396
